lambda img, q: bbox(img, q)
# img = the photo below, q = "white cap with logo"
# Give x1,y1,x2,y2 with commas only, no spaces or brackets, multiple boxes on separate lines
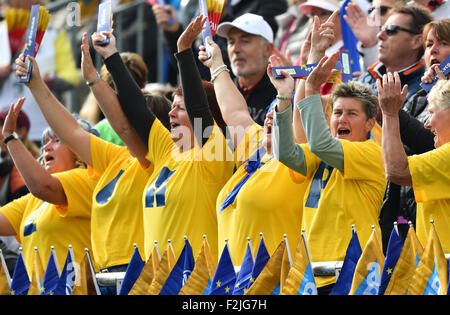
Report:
216,13,274,43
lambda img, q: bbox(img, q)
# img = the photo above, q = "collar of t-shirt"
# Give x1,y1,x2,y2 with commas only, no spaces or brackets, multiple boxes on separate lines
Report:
238,78,260,99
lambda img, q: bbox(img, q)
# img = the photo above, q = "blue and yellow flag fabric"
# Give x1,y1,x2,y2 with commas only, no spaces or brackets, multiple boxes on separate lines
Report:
281,234,317,295
119,245,145,295
280,236,293,293
233,239,254,295
247,235,270,290
384,225,423,295
128,253,155,295
179,237,217,295
148,249,173,294
160,238,195,295
0,249,11,295
379,227,404,295
209,242,236,295
42,247,60,295
53,246,77,295
408,222,448,295
340,0,361,74
349,229,385,295
330,228,362,295
28,247,44,295
9,249,30,295
72,249,100,295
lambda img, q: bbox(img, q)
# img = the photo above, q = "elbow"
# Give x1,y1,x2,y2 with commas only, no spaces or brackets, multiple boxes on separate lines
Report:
385,169,413,186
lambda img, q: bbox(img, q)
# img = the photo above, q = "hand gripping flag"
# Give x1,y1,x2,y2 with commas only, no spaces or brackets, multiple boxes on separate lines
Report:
209,240,236,295
0,249,11,295
179,236,217,295
53,245,77,295
118,244,145,295
9,248,30,295
159,237,195,295
281,231,317,295
233,237,254,295
330,226,362,295
378,224,404,295
407,221,448,295
349,227,385,295
28,247,44,295
384,224,423,295
42,246,60,295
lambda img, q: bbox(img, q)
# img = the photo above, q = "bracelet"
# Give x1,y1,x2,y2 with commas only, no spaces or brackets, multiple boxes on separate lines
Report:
86,72,101,87
210,67,230,83
276,94,292,101
211,64,228,76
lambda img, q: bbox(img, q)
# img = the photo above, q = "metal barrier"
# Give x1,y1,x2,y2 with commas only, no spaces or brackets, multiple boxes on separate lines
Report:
96,272,126,295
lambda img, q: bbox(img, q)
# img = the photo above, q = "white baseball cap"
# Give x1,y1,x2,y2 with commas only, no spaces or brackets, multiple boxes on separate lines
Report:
299,0,340,15
216,13,274,43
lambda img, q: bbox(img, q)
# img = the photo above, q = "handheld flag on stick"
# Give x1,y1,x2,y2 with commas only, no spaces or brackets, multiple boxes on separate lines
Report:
384,223,423,295
340,0,361,75
147,247,174,294
281,230,317,295
420,54,450,92
0,249,11,295
179,235,217,295
28,247,44,295
53,245,77,295
209,239,236,295
72,248,100,295
42,246,60,295
118,244,145,295
280,234,293,293
9,248,30,295
18,4,51,83
128,253,155,295
198,0,225,57
160,236,195,295
245,239,287,295
96,0,113,46
378,223,404,295
246,233,270,290
146,0,174,25
233,237,254,295
408,220,448,295
349,226,385,295
330,225,362,295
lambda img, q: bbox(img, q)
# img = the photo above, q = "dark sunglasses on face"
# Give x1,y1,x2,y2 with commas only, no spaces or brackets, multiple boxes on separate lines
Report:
368,5,392,16
380,24,420,36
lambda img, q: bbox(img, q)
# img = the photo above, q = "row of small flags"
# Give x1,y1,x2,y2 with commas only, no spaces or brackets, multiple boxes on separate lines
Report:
1,220,448,295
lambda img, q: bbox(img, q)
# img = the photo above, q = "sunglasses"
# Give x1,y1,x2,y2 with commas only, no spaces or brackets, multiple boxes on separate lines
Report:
368,5,392,16
380,24,420,36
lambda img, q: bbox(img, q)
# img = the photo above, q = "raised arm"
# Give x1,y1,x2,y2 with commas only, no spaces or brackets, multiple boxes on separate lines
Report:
1,98,67,204
175,15,215,147
15,55,92,167
199,37,254,148
378,72,412,186
94,32,156,149
81,32,150,166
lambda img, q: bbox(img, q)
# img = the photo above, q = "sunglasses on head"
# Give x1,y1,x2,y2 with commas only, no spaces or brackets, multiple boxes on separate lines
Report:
380,24,420,36
368,5,391,16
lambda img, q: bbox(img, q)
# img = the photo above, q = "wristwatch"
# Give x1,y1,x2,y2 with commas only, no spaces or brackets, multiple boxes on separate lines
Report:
4,132,19,145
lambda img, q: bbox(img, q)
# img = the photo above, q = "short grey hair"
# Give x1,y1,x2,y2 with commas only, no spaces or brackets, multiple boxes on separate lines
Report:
330,81,378,119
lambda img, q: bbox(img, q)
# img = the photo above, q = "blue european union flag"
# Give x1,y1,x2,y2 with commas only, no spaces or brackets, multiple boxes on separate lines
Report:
209,243,236,295
379,227,403,295
330,229,362,295
9,251,30,295
118,245,145,295
247,236,270,290
160,238,195,295
340,0,361,74
233,241,254,295
53,247,76,295
42,249,60,295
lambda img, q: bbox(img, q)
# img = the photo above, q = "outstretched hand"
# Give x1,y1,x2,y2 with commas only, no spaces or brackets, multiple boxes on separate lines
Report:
91,30,118,59
267,54,294,97
305,50,340,96
377,72,407,117
2,97,26,138
81,32,99,83
177,15,206,52
198,36,224,71
308,11,338,63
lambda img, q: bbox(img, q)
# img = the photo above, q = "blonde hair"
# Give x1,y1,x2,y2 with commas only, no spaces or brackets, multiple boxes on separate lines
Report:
428,79,450,111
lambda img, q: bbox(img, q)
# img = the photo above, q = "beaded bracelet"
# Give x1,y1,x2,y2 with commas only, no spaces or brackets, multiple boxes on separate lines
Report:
276,94,292,101
210,67,230,83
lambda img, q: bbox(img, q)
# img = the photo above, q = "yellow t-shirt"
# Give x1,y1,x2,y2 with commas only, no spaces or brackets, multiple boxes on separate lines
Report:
144,120,234,261
90,134,152,269
297,139,386,287
408,143,450,253
217,123,305,264
0,168,97,275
